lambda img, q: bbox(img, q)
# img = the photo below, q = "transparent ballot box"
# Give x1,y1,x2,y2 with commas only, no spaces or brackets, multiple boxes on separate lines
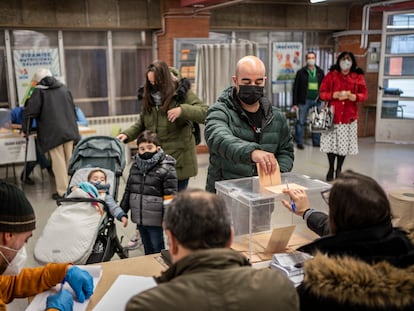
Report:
215,172,329,261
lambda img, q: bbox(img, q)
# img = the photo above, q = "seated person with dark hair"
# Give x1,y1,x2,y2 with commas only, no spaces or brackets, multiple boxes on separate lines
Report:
126,189,300,311
282,170,414,311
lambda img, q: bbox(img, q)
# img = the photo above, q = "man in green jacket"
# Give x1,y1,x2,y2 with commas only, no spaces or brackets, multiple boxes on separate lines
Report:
126,189,299,311
205,55,294,193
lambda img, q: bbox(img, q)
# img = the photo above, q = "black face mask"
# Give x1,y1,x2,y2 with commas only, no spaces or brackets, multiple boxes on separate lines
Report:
139,151,157,160
237,85,264,105
150,84,159,92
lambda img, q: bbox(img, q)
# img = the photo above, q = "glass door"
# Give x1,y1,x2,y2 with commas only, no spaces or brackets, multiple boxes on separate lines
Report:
376,11,414,143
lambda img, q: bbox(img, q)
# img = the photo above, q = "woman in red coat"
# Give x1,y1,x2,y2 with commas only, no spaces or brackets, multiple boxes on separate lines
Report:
319,51,368,181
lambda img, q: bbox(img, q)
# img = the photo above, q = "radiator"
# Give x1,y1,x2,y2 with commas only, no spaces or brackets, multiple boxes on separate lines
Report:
87,115,139,136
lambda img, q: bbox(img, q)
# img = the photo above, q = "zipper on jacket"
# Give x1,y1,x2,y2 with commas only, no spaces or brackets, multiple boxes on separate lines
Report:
139,173,145,225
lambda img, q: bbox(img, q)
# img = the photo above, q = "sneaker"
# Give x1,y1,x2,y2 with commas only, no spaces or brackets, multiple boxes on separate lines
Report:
297,144,304,150
126,238,143,250
21,176,35,185
125,231,143,250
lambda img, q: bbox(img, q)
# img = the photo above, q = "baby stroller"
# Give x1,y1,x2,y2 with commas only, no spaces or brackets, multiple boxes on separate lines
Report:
34,136,128,265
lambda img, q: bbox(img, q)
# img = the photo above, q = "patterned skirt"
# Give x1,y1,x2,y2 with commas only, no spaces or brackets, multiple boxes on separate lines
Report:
320,121,358,156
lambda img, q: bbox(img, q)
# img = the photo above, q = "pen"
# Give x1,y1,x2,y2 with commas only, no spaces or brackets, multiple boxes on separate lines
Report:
286,181,296,213
59,277,66,292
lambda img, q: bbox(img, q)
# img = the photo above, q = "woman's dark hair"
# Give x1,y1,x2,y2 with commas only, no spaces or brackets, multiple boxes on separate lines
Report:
142,60,177,113
329,51,364,74
328,170,392,233
164,189,232,250
136,130,161,147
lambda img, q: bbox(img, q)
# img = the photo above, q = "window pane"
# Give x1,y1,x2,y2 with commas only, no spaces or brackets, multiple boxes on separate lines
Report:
386,34,414,54
112,31,152,46
76,101,109,118
11,30,58,48
387,13,414,31
63,31,107,47
383,78,414,97
65,49,108,117
384,56,414,76
381,99,414,119
113,48,151,115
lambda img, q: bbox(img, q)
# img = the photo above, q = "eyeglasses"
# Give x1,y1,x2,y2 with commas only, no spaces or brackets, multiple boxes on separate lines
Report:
320,189,330,205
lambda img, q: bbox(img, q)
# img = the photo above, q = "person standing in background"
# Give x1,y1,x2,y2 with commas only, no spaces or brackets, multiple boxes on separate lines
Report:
23,68,80,199
292,51,325,150
319,51,368,181
117,60,208,192
11,106,53,185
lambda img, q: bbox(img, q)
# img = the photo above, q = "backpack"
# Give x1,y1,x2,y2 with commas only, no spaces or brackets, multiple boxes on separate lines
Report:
176,77,201,145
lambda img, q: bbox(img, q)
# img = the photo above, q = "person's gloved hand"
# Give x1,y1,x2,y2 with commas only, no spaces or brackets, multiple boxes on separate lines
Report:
65,266,94,303
79,182,98,198
46,289,73,311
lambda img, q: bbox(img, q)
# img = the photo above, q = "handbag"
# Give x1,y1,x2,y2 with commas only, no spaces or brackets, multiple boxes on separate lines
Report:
309,101,334,133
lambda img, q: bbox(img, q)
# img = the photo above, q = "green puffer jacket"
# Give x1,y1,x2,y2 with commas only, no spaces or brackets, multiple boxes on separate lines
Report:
205,86,294,192
126,249,300,311
121,90,207,181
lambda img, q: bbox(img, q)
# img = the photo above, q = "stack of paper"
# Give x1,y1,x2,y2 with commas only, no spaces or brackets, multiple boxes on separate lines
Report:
26,265,102,311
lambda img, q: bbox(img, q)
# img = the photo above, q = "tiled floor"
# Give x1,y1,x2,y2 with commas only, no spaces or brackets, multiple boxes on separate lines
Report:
2,136,414,310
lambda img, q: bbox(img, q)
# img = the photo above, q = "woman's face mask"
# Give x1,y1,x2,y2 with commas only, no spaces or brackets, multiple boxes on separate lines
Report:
0,245,27,275
340,59,352,71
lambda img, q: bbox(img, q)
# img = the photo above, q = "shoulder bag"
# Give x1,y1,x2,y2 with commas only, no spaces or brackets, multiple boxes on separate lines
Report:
309,99,334,133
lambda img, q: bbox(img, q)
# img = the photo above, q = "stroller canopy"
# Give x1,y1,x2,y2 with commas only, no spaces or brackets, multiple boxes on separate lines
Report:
68,136,126,177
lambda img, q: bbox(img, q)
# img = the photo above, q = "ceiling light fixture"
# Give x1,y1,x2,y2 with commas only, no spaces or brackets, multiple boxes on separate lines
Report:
310,0,327,3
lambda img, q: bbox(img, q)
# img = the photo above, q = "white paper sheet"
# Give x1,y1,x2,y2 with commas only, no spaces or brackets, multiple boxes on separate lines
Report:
26,265,102,311
92,274,157,311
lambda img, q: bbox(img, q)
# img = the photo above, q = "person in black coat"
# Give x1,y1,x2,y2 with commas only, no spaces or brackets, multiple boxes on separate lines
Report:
23,68,80,199
292,51,324,149
282,170,414,311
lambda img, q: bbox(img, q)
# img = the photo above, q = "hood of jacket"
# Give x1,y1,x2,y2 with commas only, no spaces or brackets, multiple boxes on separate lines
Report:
156,248,250,283
300,222,414,309
37,76,63,89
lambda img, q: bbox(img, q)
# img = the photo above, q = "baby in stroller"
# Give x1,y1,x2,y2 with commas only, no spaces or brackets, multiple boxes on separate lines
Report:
34,136,129,265
68,168,128,227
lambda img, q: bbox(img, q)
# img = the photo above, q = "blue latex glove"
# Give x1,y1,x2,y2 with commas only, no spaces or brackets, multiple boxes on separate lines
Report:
65,266,94,303
78,182,98,198
46,289,73,311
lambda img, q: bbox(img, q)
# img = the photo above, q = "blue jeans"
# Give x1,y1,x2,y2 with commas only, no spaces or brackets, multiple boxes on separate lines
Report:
296,98,321,145
137,225,165,255
178,178,189,192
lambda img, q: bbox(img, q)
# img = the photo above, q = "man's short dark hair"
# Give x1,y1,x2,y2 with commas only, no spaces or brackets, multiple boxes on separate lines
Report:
164,189,232,250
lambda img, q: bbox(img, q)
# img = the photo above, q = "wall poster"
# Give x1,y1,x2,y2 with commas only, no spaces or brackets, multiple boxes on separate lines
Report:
272,42,302,93
13,48,61,106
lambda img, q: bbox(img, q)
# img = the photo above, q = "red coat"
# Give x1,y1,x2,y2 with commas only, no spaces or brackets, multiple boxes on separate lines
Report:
319,70,368,124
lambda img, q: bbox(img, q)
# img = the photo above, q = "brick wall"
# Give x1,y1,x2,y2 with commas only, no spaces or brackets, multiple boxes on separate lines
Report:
337,5,383,137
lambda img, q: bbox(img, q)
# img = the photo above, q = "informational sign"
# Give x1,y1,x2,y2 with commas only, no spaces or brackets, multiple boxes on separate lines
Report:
13,48,60,105
272,42,302,93
0,134,36,165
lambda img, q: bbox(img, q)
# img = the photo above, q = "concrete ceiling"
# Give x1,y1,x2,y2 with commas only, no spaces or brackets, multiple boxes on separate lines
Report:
180,0,400,10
